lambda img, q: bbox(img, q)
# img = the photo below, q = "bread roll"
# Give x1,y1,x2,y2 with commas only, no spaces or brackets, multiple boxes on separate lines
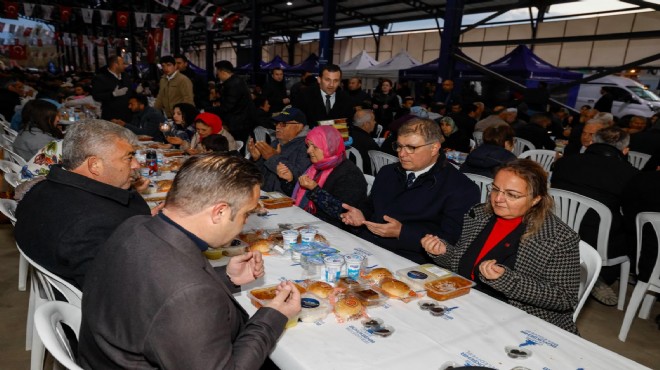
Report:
380,278,413,299
334,296,363,320
157,180,173,192
307,281,333,299
249,239,271,254
364,268,393,284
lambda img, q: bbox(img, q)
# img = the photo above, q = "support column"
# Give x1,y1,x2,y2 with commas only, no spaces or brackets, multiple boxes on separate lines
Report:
173,22,180,55
129,9,139,79
287,34,298,65
251,0,262,82
205,31,214,81
437,0,464,83
319,0,337,69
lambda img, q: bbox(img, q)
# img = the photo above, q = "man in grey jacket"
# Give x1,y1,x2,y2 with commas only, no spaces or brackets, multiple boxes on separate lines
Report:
78,155,301,369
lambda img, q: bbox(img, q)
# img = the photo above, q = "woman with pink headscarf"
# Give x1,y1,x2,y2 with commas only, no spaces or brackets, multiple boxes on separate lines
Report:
277,126,367,227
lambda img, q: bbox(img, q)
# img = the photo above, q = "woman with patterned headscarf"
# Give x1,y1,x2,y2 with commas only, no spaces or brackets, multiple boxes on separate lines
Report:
440,116,471,153
278,126,367,227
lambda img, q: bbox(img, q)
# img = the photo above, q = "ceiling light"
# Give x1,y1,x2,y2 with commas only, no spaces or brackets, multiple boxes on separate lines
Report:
286,1,293,6
217,17,223,22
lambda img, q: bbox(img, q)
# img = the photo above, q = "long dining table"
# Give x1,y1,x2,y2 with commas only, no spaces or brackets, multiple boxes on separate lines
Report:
207,205,648,370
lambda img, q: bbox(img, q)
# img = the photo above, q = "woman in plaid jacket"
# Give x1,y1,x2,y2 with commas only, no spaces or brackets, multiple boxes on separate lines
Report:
423,159,581,334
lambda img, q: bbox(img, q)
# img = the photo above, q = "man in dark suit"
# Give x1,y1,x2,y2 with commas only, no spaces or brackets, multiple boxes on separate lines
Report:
351,109,381,175
175,54,209,110
262,67,290,113
79,155,301,369
91,55,133,122
209,60,255,142
295,64,354,127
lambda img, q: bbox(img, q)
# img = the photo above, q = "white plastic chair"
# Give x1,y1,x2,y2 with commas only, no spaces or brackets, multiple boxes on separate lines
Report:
472,131,483,147
4,172,21,188
5,147,27,166
549,188,629,310
4,126,18,138
34,301,84,370
375,124,383,138
2,132,15,144
346,147,363,173
469,139,476,151
253,126,275,142
0,199,28,292
18,245,83,370
574,240,602,322
368,150,399,175
464,173,492,204
235,140,244,152
513,137,535,156
518,149,556,173
0,158,21,173
364,174,375,195
618,212,660,341
627,151,651,170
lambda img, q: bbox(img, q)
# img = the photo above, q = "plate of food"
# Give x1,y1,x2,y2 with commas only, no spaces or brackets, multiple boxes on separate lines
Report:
137,135,153,142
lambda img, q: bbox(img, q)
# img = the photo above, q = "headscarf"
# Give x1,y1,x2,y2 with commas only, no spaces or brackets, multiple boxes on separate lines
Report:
293,126,346,214
194,112,223,137
440,116,458,135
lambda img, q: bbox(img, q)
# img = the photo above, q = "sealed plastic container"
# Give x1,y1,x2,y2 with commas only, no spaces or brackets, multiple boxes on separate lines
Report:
352,287,388,307
299,294,331,323
424,275,476,301
395,264,451,291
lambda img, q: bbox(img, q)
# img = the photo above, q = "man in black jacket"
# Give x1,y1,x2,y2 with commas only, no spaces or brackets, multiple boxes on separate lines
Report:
347,77,371,111
175,54,209,110
515,113,556,150
294,64,354,127
552,126,638,306
14,120,151,289
209,60,255,142
351,109,381,175
91,55,133,122
262,67,290,113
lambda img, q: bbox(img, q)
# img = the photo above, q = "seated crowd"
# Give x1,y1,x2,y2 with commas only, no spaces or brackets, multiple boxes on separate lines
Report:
5,57,660,368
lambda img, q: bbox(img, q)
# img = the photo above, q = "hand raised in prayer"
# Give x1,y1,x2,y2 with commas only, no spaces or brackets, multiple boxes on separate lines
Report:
340,203,366,226
256,142,281,160
226,251,265,285
479,259,505,280
298,174,318,190
276,162,294,182
363,215,402,238
247,137,261,161
421,234,447,256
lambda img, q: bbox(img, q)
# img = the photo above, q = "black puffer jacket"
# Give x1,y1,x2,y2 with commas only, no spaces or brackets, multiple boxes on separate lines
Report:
460,144,517,178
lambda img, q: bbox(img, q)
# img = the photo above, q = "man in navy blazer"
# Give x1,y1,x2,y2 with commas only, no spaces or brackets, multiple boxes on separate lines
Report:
295,64,354,127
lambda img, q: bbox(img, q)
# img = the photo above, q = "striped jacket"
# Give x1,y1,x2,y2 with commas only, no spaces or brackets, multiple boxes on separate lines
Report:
431,203,581,334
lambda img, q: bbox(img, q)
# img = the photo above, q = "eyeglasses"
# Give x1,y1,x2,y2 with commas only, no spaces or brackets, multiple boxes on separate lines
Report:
392,142,436,154
486,184,529,201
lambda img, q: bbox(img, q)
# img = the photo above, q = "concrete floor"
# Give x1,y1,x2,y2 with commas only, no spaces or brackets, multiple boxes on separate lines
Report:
0,223,658,369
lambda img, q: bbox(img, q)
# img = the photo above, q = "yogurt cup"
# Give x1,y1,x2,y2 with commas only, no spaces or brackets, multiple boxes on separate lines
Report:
300,228,317,244
344,254,364,280
281,230,299,248
323,256,344,283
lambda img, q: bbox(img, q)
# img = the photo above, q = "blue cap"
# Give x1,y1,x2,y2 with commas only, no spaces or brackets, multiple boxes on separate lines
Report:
272,106,307,125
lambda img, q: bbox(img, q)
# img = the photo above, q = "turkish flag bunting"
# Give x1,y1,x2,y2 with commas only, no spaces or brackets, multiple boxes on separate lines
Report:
4,2,19,19
164,14,178,29
116,11,130,28
23,27,32,37
60,6,72,23
10,44,26,60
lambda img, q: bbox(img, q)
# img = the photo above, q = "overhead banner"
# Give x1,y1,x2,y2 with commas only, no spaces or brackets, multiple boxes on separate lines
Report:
135,12,148,28
81,8,94,24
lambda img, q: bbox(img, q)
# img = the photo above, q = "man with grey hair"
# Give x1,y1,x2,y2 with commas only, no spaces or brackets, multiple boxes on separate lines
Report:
342,118,479,263
552,126,638,306
563,118,605,155
351,109,381,174
79,154,301,369
15,119,151,289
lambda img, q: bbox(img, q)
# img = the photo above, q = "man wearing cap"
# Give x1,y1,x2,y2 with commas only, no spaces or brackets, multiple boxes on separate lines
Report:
474,106,514,132
246,106,311,192
209,60,255,142
154,55,194,118
294,64,354,127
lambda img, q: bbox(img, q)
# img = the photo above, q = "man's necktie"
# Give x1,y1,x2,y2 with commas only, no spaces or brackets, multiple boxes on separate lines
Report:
406,172,416,188
325,94,332,114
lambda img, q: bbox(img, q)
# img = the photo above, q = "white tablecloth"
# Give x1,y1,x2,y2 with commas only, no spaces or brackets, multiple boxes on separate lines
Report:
218,206,647,370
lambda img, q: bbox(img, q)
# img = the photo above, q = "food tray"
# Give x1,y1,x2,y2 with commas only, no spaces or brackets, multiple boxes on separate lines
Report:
396,264,452,291
424,275,476,301
248,283,307,308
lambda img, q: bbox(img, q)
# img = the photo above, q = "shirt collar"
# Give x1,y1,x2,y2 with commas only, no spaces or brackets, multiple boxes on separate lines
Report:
406,162,435,180
157,211,210,251
108,69,121,80
166,71,178,81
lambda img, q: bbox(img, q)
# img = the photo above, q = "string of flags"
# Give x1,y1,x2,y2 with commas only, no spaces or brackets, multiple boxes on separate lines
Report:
3,1,250,32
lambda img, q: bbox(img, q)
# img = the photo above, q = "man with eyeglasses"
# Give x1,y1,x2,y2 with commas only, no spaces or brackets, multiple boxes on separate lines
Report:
341,118,480,263
247,106,311,192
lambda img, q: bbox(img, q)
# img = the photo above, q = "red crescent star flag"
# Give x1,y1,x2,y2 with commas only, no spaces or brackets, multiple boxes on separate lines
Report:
116,11,129,28
10,44,26,60
4,2,18,19
60,6,72,23
164,14,178,29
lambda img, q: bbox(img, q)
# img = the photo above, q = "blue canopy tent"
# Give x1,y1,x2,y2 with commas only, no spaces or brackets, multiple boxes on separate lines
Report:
288,53,319,74
237,60,268,72
187,61,208,76
262,55,290,70
399,50,479,80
